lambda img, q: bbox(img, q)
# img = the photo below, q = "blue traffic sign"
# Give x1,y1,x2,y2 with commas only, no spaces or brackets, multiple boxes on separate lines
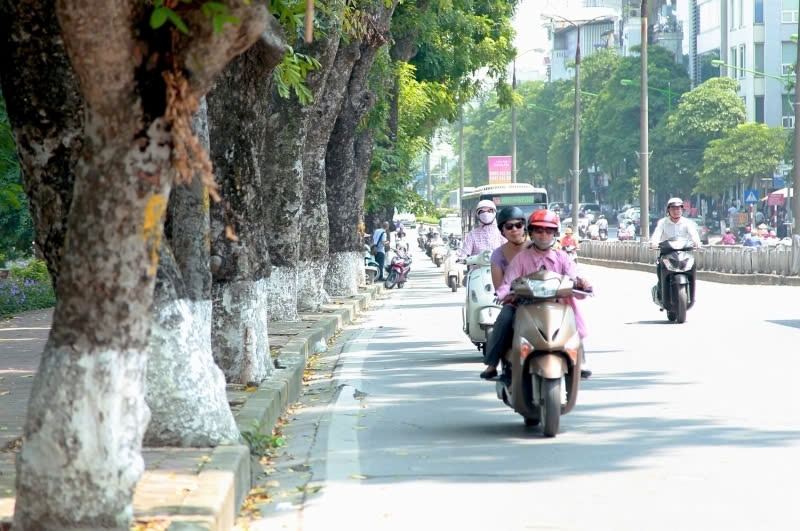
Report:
744,189,759,203
773,176,785,189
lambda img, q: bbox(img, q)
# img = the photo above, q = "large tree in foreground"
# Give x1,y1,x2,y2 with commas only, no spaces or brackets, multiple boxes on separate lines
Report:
0,0,276,526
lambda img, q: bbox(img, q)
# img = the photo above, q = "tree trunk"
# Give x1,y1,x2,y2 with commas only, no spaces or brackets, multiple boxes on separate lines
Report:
144,99,239,447
1,0,273,526
0,0,83,292
260,31,344,319
325,14,394,295
206,38,285,384
297,33,359,311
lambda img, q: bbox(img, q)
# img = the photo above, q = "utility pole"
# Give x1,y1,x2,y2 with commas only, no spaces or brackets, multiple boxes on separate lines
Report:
793,24,800,237
459,113,465,211
571,25,582,232
425,151,432,203
511,59,518,183
639,0,650,240
787,21,800,237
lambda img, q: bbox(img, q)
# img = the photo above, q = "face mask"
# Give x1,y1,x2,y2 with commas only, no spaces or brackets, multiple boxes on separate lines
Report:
532,236,555,250
478,212,495,224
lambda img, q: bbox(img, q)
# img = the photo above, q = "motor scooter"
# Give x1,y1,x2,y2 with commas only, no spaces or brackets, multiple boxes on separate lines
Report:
443,251,464,292
462,249,501,357
491,270,590,437
384,248,412,289
652,238,696,323
363,244,379,284
431,241,446,267
563,245,578,264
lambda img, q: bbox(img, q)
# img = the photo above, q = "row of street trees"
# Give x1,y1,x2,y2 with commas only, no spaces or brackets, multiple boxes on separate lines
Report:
0,0,517,527
460,46,794,205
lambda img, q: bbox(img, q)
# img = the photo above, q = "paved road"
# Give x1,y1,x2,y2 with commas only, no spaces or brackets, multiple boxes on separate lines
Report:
247,231,800,531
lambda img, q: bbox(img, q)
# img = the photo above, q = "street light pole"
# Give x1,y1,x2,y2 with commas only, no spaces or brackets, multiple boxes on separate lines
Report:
793,26,800,237
459,112,465,212
511,59,517,183
639,0,650,240
571,25,582,232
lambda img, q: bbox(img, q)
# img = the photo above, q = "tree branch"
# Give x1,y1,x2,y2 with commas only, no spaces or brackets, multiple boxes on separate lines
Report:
175,1,286,100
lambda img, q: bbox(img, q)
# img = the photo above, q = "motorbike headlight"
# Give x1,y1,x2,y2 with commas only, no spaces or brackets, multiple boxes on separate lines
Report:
519,337,533,361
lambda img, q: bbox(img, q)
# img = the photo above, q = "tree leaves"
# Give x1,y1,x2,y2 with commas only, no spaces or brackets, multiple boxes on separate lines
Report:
696,123,786,197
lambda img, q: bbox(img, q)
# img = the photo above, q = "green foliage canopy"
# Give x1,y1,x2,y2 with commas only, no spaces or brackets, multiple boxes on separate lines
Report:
696,123,786,197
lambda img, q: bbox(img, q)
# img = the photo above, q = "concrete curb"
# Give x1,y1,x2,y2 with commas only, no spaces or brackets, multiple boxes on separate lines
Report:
196,284,384,530
579,257,800,286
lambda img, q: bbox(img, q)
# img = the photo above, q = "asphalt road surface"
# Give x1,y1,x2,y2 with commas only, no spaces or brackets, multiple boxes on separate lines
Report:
247,229,800,531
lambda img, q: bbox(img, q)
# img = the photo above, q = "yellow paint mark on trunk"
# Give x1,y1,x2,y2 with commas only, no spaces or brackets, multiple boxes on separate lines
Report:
143,194,167,276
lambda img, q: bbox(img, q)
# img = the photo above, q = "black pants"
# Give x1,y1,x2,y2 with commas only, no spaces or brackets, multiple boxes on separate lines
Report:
484,305,516,368
375,252,386,280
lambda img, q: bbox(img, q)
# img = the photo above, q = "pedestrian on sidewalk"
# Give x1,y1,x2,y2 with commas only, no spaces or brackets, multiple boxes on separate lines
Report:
372,222,389,281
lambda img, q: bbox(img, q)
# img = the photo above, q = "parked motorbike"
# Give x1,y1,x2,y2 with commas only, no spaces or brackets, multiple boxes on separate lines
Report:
363,244,379,284
652,238,696,323
431,241,446,267
384,248,412,289
492,270,590,437
443,252,464,292
463,249,501,357
598,227,608,241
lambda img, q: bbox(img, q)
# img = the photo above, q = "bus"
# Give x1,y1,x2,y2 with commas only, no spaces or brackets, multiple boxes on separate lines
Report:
460,183,549,233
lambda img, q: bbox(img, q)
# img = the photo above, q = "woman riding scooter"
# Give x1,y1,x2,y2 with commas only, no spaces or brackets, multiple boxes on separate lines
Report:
490,207,528,290
481,209,592,380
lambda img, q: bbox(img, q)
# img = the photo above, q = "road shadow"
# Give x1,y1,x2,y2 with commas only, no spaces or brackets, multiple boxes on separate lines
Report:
766,320,800,330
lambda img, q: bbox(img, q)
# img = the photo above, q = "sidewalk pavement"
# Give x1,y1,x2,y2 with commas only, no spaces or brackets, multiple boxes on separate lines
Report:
0,283,384,529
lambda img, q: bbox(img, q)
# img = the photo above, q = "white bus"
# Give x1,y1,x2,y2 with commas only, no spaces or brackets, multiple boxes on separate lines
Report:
460,183,549,232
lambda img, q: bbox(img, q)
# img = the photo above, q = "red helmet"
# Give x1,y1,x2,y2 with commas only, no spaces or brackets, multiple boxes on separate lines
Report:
528,209,559,230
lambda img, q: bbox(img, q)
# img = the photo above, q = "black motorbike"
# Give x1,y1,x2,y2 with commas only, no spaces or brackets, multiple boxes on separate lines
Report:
652,239,696,323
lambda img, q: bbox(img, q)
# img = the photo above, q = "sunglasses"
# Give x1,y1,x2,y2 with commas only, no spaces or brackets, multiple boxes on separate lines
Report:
530,226,556,234
503,222,524,231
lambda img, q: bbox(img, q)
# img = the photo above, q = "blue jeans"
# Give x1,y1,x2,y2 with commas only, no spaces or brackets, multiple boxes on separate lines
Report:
484,305,516,368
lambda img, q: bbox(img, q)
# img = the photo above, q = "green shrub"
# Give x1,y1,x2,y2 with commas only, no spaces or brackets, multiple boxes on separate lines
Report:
0,260,55,317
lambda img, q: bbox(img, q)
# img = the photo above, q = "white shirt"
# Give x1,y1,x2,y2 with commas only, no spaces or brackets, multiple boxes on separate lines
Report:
650,216,701,247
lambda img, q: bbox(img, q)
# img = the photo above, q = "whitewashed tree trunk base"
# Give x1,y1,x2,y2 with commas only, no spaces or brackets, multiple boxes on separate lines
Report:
211,278,271,384
297,260,330,312
793,235,800,276
14,346,149,529
324,251,362,296
265,266,298,321
144,300,239,447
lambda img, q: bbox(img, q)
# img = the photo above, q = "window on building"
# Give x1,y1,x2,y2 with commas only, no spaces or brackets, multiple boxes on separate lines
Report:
754,0,764,23
730,46,738,79
755,96,765,123
782,98,795,129
737,0,743,27
783,0,799,23
754,43,764,77
738,44,746,78
782,41,798,76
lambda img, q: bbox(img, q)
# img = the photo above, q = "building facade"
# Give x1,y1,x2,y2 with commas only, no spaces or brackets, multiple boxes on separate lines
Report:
687,0,798,129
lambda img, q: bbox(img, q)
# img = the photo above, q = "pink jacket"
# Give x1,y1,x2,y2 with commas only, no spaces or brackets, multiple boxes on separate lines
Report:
496,246,587,338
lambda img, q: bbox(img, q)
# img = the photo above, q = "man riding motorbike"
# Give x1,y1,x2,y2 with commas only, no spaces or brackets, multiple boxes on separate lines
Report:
457,200,506,259
596,214,609,238
650,197,702,296
480,210,592,380
560,227,579,249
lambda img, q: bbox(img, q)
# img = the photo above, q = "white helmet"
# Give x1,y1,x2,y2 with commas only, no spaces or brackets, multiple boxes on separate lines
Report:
666,197,684,210
476,199,496,213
